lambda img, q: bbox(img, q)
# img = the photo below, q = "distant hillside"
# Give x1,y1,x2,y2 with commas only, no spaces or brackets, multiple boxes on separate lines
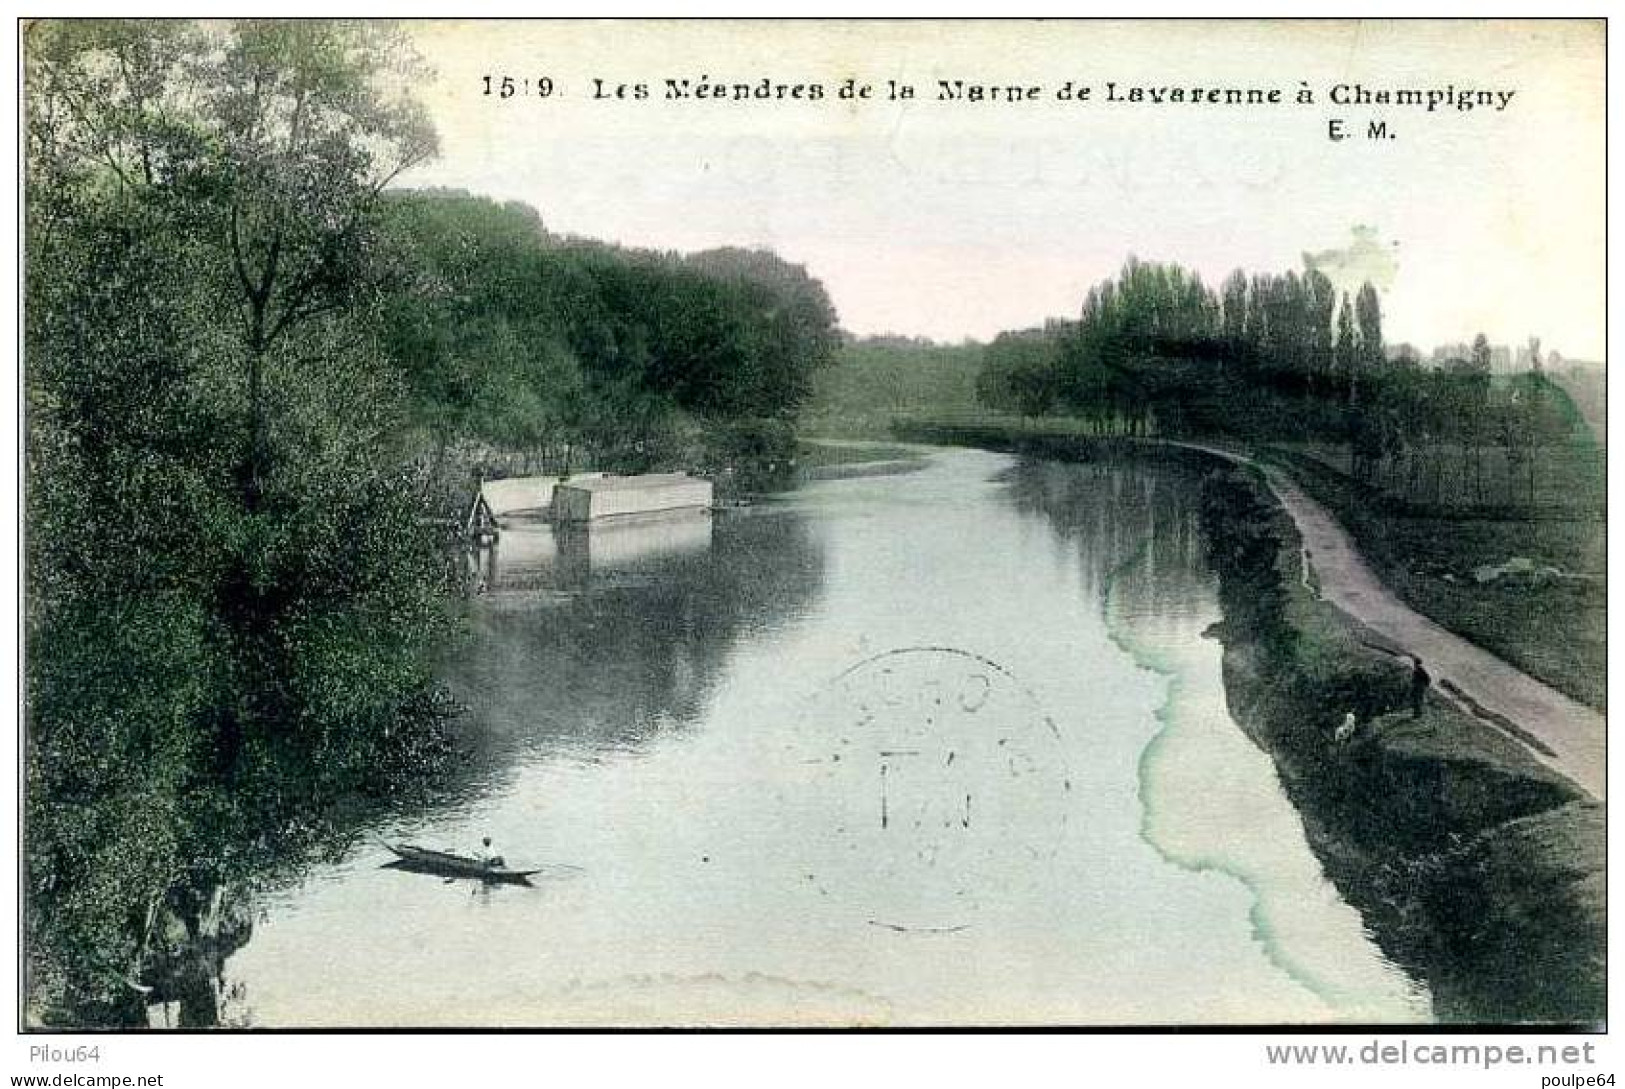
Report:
802,338,985,438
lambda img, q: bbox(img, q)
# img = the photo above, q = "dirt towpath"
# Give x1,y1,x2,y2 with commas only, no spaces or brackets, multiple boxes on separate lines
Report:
1183,443,1605,802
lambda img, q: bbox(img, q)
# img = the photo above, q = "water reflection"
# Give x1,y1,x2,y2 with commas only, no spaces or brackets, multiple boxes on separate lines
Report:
445,506,825,783
1005,455,1428,1019
472,511,716,593
1000,457,1208,612
221,450,1422,1026
127,507,824,1029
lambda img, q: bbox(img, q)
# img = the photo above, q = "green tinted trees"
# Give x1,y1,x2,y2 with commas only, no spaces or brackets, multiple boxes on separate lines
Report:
977,330,1061,417
378,191,840,475
205,20,437,507
27,18,838,1026
25,20,452,1025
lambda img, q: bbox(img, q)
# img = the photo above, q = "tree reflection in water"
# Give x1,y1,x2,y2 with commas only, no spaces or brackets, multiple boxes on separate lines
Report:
998,455,1211,610
442,505,826,794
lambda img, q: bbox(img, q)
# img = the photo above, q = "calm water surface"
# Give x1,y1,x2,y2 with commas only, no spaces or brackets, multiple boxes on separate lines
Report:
225,448,1427,1025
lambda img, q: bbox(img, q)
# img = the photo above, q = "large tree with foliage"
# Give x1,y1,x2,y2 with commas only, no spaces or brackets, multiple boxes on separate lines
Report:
25,20,453,1026
205,20,437,506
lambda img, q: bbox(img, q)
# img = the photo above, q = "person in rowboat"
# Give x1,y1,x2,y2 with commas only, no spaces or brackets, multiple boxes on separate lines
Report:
476,837,505,869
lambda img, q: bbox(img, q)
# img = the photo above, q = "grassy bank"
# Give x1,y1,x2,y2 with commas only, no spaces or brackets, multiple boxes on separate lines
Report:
1197,464,1603,1024
1263,445,1605,712
794,439,926,469
793,438,929,483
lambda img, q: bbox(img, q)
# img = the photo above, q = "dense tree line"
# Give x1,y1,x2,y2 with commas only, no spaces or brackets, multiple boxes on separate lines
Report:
978,256,1585,509
24,20,835,1024
381,191,838,483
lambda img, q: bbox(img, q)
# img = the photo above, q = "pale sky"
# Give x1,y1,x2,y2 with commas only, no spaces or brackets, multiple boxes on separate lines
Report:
402,20,1604,359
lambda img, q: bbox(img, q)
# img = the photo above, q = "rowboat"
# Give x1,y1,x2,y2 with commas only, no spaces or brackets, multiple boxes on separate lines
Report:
382,842,541,884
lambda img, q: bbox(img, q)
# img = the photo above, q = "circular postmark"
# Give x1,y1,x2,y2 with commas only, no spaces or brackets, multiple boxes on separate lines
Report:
785,647,1072,932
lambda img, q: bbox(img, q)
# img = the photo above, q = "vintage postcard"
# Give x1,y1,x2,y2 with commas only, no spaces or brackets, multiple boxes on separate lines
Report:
18,17,1605,1042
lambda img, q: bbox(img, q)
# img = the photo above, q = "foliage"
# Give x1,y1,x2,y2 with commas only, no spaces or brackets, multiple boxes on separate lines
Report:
377,191,840,474
974,255,1593,517
24,20,453,1025
25,21,843,1025
976,328,1062,417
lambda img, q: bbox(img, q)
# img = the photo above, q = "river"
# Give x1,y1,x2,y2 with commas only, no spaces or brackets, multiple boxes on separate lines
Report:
221,448,1427,1026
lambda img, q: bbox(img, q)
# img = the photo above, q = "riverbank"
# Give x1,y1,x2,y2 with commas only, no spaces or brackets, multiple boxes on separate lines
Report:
889,420,1605,712
1198,464,1602,1024
1263,445,1605,712
894,423,1604,1024
1179,441,1603,802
